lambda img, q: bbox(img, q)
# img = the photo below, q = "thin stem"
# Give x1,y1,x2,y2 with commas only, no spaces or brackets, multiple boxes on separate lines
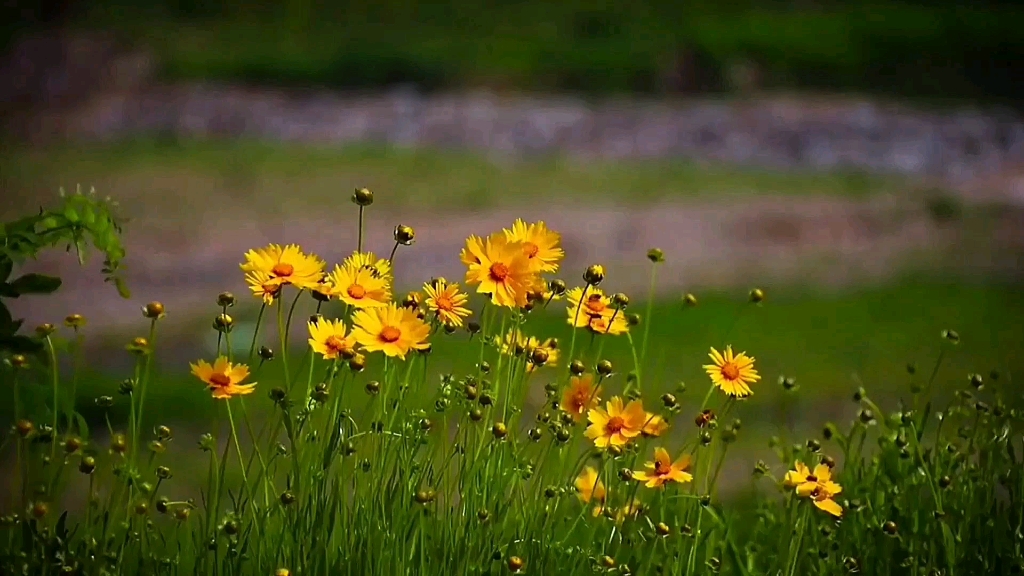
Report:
388,241,400,264
247,303,268,364
357,206,365,253
639,263,658,370
46,335,60,460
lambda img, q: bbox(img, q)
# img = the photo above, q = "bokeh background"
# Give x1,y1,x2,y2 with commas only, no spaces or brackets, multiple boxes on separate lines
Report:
2,0,1023,498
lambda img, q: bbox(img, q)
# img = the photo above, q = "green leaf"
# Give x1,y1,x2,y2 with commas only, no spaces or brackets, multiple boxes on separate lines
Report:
0,257,12,281
941,522,957,569
64,205,79,223
9,273,62,295
0,334,44,354
0,302,16,335
74,412,90,439
0,283,16,298
114,276,131,299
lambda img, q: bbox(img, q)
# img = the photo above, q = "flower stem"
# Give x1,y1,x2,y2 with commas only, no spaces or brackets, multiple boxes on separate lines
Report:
639,262,658,370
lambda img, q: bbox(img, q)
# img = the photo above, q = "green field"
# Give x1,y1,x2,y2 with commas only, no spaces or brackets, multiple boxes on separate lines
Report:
42,1,1022,103
2,140,925,217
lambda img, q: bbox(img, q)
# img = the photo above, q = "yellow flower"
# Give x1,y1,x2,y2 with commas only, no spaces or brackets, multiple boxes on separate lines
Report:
641,413,668,437
561,374,602,422
245,270,283,305
240,244,325,290
307,318,356,360
459,234,487,268
464,233,541,308
341,251,392,285
585,397,647,448
574,466,606,504
704,346,761,397
632,448,692,488
326,264,391,308
499,330,559,372
503,219,564,273
423,279,471,327
784,461,843,517
310,279,337,301
190,357,257,399
351,304,430,359
565,287,629,335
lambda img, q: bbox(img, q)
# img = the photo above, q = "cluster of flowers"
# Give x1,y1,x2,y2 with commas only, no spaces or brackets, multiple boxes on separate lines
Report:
187,199,842,519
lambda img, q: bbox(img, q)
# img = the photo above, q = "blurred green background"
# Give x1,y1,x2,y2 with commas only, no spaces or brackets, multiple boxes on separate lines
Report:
2,0,1022,496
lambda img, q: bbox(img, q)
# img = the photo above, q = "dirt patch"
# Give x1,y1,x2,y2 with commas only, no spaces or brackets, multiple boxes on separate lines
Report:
7,195,1023,336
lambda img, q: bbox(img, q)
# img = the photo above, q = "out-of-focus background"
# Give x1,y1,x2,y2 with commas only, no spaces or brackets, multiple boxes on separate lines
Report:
2,0,1023,492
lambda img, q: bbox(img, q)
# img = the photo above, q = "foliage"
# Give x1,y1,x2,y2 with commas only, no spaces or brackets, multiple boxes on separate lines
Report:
0,186,128,355
0,189,1021,576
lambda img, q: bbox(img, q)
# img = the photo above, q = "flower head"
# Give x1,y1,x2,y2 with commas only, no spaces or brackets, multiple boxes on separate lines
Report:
240,244,325,290
574,466,606,503
641,413,669,437
585,397,647,448
464,233,542,308
307,318,356,360
566,287,630,335
326,264,391,308
351,304,430,359
561,374,602,422
784,461,843,517
342,251,392,286
704,346,761,397
503,219,564,273
245,270,283,304
423,279,471,327
190,357,257,399
633,448,692,488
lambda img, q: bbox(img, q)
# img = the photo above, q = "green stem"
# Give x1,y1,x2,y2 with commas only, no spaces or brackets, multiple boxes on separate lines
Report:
357,206,365,253
248,303,267,364
639,263,658,369
46,335,59,460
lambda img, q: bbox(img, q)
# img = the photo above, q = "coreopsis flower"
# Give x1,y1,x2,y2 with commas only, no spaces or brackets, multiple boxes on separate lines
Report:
632,448,692,488
310,279,337,302
190,357,257,399
503,219,564,273
423,279,471,327
565,287,629,335
245,270,282,304
784,461,843,517
342,251,392,285
561,374,602,422
641,413,668,437
307,318,356,360
464,233,540,308
351,304,430,359
585,397,647,448
240,244,325,290
574,466,606,504
499,330,559,372
326,264,391,308
704,346,761,397
459,234,486,267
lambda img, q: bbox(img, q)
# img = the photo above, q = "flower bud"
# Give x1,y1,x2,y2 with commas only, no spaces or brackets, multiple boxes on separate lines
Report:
467,321,481,334
882,521,897,536
414,488,436,504
492,422,508,439
217,292,235,308
661,393,677,408
548,279,567,296
64,437,82,454
127,337,149,355
258,346,274,361
79,456,96,474
213,314,233,333
469,408,484,422
31,502,48,519
969,373,983,389
646,248,665,263
507,556,525,572
155,425,172,440
569,360,586,376
10,354,28,369
941,329,960,344
64,314,86,329
530,347,549,366
349,353,366,372
611,293,629,309
596,360,613,376
394,225,415,245
110,433,128,455
749,288,765,303
682,293,698,307
280,491,296,506
143,302,165,319
352,187,374,206
156,466,172,480
36,323,55,337
583,265,605,286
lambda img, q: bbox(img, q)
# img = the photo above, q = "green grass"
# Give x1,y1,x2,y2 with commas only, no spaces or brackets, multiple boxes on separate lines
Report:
37,281,1019,434
58,1,1024,103
2,140,919,217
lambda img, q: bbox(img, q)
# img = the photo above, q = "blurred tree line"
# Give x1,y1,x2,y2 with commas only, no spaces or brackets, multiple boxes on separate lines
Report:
2,0,1022,104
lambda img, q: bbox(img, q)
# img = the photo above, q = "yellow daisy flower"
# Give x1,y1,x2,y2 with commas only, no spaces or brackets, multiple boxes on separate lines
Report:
586,313,630,336
307,318,356,360
245,270,283,305
190,356,257,399
459,234,487,268
703,346,761,397
326,264,391,309
503,219,564,273
632,448,692,488
585,397,647,448
574,466,606,504
423,279,471,327
784,461,843,517
240,244,325,290
565,287,629,335
351,304,431,359
341,251,392,285
561,374,602,422
464,233,541,308
641,413,669,437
